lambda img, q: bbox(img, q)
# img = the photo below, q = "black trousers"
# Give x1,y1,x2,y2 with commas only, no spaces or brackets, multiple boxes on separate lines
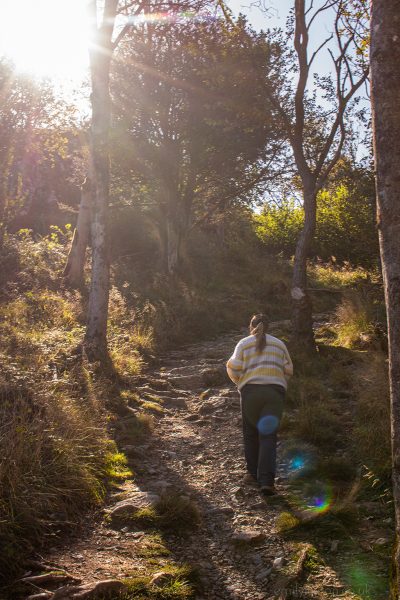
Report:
240,383,285,486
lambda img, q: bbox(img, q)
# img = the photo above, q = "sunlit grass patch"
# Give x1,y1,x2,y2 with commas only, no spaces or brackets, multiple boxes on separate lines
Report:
276,511,301,533
308,262,371,289
334,299,375,349
121,390,142,407
144,393,164,404
122,567,196,599
137,534,171,559
111,348,143,378
141,401,164,414
105,450,133,481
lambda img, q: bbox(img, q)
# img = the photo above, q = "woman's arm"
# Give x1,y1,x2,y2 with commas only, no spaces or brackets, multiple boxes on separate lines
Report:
226,342,244,385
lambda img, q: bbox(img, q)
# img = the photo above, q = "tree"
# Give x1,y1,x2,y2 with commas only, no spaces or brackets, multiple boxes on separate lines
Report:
370,1,400,595
83,1,216,360
0,60,77,245
63,177,92,288
111,17,281,274
268,0,369,346
83,0,119,361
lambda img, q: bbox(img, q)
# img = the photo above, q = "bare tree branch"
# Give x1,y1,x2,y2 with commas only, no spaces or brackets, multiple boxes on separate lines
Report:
309,33,333,67
306,0,338,31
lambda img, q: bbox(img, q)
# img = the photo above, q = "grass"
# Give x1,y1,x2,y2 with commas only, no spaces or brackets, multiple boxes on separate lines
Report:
123,535,199,599
125,493,200,534
0,232,159,581
141,401,165,414
308,262,372,289
334,295,375,349
121,567,196,599
105,449,133,481
137,534,172,559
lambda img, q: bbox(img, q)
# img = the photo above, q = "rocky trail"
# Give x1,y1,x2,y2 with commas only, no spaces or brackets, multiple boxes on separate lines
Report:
12,323,388,600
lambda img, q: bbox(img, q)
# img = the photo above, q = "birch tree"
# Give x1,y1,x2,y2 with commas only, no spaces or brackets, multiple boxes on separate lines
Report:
268,0,369,347
83,0,214,360
370,1,400,595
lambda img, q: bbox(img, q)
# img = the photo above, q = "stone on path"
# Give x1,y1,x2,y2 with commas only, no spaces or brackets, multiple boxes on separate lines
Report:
108,491,160,518
272,556,285,569
231,530,266,544
150,571,175,587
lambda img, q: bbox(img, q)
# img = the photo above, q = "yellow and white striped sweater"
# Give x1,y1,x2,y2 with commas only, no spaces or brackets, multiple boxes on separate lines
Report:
226,334,293,390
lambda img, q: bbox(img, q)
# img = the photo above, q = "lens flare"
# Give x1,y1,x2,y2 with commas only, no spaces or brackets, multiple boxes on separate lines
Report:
257,415,279,435
303,481,333,514
127,9,216,26
289,455,306,472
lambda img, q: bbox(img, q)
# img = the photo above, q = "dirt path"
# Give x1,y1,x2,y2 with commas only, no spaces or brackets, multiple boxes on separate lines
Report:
15,323,383,600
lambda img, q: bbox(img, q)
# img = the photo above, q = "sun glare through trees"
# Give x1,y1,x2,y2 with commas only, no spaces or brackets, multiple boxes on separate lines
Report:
0,0,90,80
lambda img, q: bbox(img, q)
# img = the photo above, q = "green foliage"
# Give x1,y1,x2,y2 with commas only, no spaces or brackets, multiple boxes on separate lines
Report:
256,160,378,267
255,198,303,255
105,449,133,481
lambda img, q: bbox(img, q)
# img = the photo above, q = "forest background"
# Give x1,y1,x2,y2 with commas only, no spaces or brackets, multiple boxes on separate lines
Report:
0,0,394,598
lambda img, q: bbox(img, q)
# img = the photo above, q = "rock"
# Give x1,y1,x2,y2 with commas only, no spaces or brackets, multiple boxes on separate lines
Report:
146,378,171,390
165,396,187,408
232,530,266,544
198,403,215,415
272,556,285,569
201,367,229,386
255,567,272,581
168,374,204,389
51,581,126,599
185,414,199,421
108,492,160,518
150,571,175,587
209,506,234,517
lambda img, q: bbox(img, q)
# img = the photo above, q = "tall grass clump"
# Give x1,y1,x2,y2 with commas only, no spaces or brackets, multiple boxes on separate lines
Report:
334,293,376,349
0,374,110,580
0,232,114,581
352,352,391,480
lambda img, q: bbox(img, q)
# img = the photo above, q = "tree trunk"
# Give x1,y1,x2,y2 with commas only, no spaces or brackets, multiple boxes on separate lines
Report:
84,50,112,362
63,178,92,288
291,185,316,348
166,215,182,275
370,3,400,596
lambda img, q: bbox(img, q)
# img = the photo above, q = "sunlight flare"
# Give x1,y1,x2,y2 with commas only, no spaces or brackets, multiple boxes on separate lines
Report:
0,0,90,80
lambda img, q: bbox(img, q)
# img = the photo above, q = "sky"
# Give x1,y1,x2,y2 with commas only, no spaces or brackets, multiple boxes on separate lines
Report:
228,0,339,80
0,0,367,140
0,0,336,85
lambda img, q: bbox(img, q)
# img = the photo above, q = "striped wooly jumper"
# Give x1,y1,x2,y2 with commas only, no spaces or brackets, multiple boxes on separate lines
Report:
226,325,293,390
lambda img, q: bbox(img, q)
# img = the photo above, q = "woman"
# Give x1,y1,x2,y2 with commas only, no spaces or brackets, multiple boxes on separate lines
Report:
226,313,293,495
